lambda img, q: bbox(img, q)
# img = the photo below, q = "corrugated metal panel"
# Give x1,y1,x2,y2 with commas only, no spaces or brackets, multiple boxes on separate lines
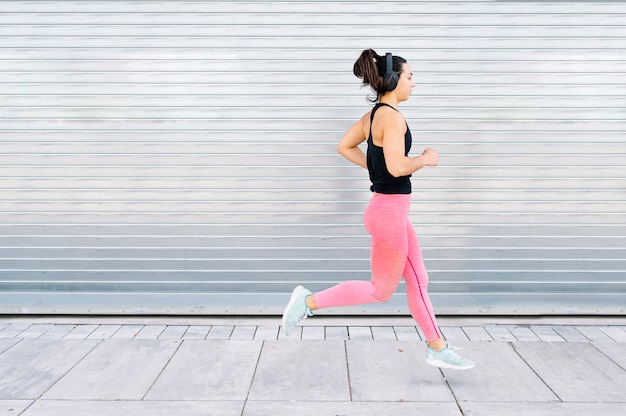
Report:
0,1,624,315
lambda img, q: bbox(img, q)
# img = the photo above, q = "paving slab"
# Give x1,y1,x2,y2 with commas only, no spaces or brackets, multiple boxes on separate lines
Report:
346,341,453,402
0,339,98,399
442,342,558,402
513,342,626,402
483,325,516,342
206,325,234,340
507,325,540,341
145,340,262,401
243,400,461,416
394,326,421,341
110,324,144,339
462,326,493,341
62,324,98,339
134,325,166,339
38,325,75,340
253,325,279,340
530,326,566,342
600,326,626,342
18,324,53,339
301,325,325,340
43,340,180,400
182,325,211,339
230,325,257,340
575,326,614,342
0,339,20,355
325,326,349,340
552,326,589,342
0,400,33,416
158,325,189,340
278,325,300,340
371,326,397,340
440,326,469,342
249,340,350,401
21,400,244,416
461,402,626,416
592,342,626,370
0,323,30,339
348,326,373,340
86,324,122,339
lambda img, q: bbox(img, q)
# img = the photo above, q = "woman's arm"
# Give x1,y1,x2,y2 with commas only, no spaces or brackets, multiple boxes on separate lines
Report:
382,111,438,177
337,113,369,169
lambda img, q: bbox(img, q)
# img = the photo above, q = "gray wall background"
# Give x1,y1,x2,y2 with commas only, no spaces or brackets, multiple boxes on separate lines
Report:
1,1,625,315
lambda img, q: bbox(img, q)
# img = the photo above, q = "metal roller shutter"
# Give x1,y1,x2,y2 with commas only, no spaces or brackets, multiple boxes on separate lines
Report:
1,1,624,315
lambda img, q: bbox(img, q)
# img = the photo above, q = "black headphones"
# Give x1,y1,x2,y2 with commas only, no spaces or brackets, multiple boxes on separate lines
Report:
382,52,398,92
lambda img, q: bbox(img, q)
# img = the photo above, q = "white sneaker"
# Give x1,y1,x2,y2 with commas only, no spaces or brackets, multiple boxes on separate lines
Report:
281,286,313,336
425,343,476,370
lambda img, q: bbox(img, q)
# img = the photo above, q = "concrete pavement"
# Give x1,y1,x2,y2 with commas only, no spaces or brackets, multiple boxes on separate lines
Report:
0,316,625,416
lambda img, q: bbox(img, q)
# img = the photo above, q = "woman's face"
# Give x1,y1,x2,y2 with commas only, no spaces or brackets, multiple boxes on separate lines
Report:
395,63,415,102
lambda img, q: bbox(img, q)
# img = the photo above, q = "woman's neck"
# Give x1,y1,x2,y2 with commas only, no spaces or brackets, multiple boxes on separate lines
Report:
380,94,400,108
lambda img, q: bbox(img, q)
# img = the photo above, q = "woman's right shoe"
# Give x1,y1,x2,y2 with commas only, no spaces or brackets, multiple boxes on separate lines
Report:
425,343,476,370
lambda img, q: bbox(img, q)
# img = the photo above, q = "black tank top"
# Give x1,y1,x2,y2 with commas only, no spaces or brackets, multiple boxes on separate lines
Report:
366,103,412,194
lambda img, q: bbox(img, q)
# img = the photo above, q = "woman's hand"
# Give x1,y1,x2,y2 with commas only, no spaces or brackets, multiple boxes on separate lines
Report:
337,114,369,169
421,148,439,167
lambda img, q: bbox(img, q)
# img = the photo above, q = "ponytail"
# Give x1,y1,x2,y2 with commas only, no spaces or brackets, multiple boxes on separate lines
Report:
353,49,406,103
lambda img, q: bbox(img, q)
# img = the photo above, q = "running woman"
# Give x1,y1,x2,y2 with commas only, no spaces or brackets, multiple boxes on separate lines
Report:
282,49,475,370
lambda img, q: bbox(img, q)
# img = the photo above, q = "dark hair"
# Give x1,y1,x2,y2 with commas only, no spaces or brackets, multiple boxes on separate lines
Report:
353,49,407,103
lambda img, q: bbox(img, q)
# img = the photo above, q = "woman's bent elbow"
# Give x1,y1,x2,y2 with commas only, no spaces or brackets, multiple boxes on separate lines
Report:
388,167,407,178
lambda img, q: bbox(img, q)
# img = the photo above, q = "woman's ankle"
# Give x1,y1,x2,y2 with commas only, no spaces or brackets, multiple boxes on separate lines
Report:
427,338,447,351
305,294,317,311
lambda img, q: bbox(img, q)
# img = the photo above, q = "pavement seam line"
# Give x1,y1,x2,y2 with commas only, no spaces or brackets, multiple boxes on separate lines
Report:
0,337,24,355
140,338,185,401
598,326,625,342
241,339,266,416
344,340,353,402
589,342,626,372
438,368,465,416
510,341,564,403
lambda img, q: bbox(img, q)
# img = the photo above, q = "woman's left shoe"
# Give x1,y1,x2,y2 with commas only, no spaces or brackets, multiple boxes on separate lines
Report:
281,285,314,336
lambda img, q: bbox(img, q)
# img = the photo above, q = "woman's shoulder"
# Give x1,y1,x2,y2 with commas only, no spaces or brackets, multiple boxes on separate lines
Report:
375,105,406,126
359,105,405,135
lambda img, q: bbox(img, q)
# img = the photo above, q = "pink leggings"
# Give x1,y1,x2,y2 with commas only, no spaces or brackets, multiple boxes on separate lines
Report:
313,193,441,342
